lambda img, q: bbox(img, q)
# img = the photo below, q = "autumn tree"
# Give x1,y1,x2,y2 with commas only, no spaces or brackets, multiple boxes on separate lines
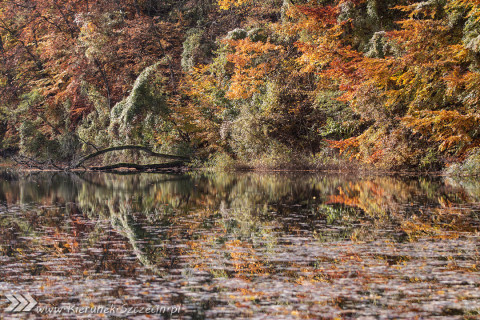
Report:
0,0,186,160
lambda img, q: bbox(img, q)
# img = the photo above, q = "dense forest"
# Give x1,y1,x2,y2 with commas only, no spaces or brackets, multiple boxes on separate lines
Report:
0,0,479,173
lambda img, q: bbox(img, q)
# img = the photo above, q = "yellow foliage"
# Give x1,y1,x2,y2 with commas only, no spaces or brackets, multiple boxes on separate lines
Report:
217,0,252,10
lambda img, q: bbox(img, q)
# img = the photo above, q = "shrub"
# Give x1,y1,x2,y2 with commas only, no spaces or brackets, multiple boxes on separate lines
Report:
205,152,239,171
225,28,248,40
181,28,204,71
18,121,79,161
445,148,480,177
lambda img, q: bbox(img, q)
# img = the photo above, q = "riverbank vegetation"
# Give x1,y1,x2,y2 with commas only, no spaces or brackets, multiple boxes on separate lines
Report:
0,0,479,174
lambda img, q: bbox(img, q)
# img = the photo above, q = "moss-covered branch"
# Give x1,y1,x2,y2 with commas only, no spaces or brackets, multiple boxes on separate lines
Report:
71,145,189,169
90,161,185,171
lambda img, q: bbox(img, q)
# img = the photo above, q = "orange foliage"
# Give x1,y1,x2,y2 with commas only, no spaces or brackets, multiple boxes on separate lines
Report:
403,111,480,153
291,0,480,163
225,38,283,100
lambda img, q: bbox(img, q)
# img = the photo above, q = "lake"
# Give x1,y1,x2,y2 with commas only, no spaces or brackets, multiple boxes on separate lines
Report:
0,170,479,319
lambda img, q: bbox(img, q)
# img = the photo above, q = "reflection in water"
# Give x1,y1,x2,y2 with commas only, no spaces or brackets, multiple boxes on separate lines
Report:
0,170,479,319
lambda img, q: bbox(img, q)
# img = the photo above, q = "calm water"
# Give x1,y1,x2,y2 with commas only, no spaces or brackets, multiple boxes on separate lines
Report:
0,170,479,319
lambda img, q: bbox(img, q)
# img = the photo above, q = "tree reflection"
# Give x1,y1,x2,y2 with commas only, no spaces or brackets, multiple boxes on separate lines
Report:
0,171,479,318
1,171,478,274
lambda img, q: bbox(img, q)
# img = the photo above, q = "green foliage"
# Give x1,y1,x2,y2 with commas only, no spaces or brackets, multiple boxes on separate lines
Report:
18,121,79,161
181,29,205,71
13,88,81,161
315,90,359,140
0,108,7,147
365,31,387,58
19,121,47,158
462,12,480,53
16,91,44,116
205,152,239,171
229,111,272,160
108,62,170,145
226,28,248,40
247,28,268,42
77,83,112,150
418,148,442,172
445,148,480,176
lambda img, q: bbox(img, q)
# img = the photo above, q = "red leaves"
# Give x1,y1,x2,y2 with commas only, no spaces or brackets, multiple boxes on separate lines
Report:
0,0,184,130
296,5,338,26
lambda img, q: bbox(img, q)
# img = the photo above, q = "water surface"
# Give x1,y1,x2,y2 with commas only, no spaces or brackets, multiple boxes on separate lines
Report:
0,171,479,319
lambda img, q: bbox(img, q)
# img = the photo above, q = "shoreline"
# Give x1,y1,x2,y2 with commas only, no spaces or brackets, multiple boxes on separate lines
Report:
0,163,449,177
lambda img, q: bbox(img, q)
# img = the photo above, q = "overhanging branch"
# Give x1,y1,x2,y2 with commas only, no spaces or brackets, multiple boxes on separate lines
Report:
71,145,189,169
89,161,185,171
